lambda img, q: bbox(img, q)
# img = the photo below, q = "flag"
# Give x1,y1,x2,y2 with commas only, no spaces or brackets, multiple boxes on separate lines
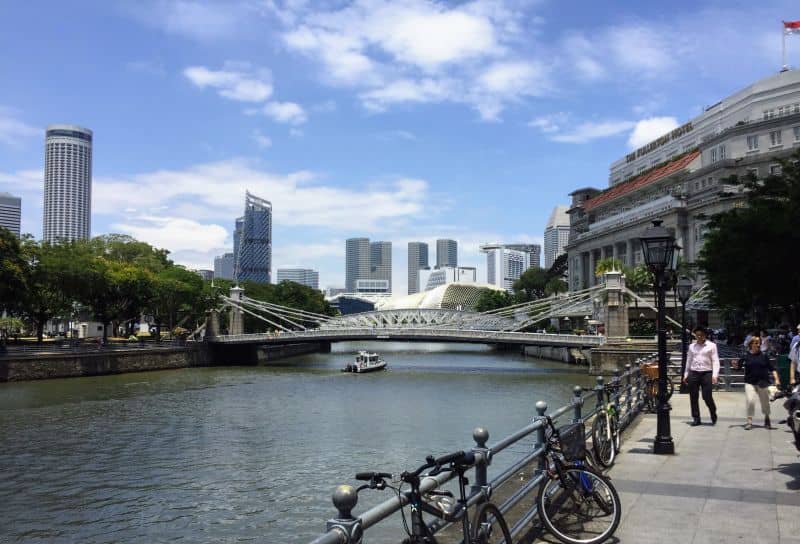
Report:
784,20,800,34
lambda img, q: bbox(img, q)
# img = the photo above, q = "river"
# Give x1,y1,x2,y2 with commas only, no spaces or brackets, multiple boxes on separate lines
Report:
0,342,594,543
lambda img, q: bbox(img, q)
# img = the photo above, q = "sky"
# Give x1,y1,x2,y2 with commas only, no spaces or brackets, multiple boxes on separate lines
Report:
1,0,799,294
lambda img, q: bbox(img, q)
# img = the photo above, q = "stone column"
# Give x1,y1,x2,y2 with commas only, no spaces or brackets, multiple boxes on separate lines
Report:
205,310,220,338
589,250,596,287
612,243,619,262
626,239,635,267
603,270,629,339
229,286,245,335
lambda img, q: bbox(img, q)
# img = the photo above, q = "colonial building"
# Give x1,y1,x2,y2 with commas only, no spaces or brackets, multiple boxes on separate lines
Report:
566,69,800,292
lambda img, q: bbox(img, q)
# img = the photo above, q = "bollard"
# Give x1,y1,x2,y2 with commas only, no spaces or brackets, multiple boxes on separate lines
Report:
325,485,362,544
573,385,583,423
471,427,490,495
535,400,548,473
624,363,633,421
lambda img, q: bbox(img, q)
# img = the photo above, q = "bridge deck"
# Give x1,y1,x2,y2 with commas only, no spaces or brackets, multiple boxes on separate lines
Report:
588,392,799,544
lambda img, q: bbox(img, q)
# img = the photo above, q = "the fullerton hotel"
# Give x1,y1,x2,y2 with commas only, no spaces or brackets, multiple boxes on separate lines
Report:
566,68,800,292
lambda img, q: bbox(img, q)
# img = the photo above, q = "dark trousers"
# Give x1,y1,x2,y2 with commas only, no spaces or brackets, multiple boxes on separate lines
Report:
688,371,717,420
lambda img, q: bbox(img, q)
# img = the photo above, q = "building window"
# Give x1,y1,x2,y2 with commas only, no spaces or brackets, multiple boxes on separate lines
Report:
770,164,782,175
794,126,800,141
719,145,726,159
747,135,759,150
770,130,782,146
710,148,717,163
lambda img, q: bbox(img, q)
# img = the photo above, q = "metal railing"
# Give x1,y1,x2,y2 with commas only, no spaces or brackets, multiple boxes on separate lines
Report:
0,340,191,358
209,328,607,347
306,360,653,544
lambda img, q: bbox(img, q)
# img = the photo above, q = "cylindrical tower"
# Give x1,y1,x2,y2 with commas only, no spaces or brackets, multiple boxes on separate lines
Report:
43,124,93,243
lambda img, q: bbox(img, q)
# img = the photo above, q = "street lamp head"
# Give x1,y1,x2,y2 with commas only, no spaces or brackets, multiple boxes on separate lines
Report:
639,220,675,271
676,276,693,304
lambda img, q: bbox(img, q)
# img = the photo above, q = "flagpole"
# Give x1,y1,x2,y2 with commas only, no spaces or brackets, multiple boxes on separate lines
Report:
783,22,788,71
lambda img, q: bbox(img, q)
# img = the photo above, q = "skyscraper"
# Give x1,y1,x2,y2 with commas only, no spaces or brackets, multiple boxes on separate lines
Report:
214,252,236,280
370,241,392,293
480,243,539,291
234,191,272,284
544,205,570,268
345,238,370,292
0,192,21,236
436,239,457,267
43,124,92,242
407,241,429,294
277,268,320,290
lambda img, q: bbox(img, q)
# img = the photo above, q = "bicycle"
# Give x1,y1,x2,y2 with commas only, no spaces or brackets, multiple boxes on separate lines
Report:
589,382,621,469
640,362,674,413
537,416,622,544
354,450,512,544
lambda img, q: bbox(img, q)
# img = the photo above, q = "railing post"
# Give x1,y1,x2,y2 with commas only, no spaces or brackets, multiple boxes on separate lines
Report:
471,427,490,496
624,363,633,421
595,375,605,413
535,400,548,473
612,369,621,419
325,485,361,544
723,358,732,392
573,385,583,423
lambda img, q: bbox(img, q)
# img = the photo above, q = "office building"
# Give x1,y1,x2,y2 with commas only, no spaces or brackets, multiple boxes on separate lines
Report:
345,237,370,292
420,266,477,291
436,239,458,267
346,237,393,294
234,191,272,284
407,241,429,294
565,69,800,295
370,241,392,293
480,243,537,291
0,192,21,236
506,243,541,269
194,269,214,281
544,205,570,268
43,124,92,242
214,252,236,280
277,268,320,290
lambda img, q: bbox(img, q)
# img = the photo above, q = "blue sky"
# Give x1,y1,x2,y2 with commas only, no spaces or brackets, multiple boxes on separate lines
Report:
1,0,798,293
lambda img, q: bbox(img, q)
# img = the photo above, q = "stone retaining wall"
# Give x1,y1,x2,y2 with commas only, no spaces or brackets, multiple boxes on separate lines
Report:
523,344,591,365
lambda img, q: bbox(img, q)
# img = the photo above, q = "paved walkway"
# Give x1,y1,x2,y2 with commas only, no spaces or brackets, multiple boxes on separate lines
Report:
607,392,800,544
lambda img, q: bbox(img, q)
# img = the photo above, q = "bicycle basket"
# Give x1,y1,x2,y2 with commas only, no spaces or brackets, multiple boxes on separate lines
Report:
559,422,586,461
641,363,659,379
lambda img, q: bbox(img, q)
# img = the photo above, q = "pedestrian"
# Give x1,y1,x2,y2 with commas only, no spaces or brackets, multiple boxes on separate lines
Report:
790,325,800,387
683,326,720,426
759,329,772,355
740,336,780,430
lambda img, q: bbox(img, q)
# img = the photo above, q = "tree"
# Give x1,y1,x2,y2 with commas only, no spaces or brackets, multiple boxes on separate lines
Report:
513,267,549,301
0,229,26,311
474,289,515,312
699,150,800,323
549,253,568,280
594,258,625,279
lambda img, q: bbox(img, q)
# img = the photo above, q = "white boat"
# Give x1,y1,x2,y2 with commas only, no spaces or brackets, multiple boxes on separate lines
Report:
342,351,387,373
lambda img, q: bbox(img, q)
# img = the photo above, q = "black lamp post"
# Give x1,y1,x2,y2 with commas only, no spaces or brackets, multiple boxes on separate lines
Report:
640,220,676,455
676,276,693,394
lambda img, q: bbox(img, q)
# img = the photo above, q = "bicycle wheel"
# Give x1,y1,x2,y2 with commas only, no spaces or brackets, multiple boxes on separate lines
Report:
611,414,621,453
471,502,512,544
591,414,615,468
537,464,621,544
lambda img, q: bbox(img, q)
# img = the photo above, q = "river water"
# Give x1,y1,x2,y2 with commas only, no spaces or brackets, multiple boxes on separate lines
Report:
0,342,594,543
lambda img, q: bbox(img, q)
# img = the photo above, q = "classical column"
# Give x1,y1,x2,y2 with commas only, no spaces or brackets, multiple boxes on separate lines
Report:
589,250,596,286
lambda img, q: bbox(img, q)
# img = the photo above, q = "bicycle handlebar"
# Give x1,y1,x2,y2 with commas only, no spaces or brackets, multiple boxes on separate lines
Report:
401,450,475,481
355,471,393,481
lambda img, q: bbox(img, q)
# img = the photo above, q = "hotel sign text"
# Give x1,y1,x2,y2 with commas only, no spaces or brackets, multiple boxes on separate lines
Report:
625,122,694,163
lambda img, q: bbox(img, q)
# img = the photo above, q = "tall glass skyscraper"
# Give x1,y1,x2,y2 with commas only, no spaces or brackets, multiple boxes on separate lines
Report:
544,205,570,268
43,124,92,242
346,237,392,293
436,239,457,267
408,241,429,294
370,241,392,293
0,192,21,236
345,238,370,292
234,191,272,284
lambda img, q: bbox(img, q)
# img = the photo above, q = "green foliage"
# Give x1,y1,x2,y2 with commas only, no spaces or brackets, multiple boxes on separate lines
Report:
239,279,334,333
699,149,800,321
594,258,625,279
473,289,515,312
511,254,572,303
625,265,653,294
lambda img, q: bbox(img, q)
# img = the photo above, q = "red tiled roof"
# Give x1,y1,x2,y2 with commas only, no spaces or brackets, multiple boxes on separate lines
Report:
584,151,700,211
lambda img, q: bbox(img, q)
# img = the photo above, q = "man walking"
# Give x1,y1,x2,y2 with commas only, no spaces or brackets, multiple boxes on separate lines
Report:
683,326,720,426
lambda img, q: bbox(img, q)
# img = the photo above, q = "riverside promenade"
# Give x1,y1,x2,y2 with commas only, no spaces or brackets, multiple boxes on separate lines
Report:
593,392,800,544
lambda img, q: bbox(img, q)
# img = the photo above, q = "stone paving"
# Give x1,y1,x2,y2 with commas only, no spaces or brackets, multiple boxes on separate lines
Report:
603,392,800,544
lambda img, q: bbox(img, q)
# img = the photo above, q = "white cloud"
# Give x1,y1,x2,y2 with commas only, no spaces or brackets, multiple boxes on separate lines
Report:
360,78,453,111
131,0,248,41
184,64,273,102
528,112,568,134
260,101,308,124
529,113,634,144
0,110,40,147
252,130,272,149
111,216,229,253
627,116,679,149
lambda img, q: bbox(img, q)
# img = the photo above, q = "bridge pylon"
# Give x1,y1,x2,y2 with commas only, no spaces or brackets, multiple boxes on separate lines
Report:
602,270,629,340
229,286,245,335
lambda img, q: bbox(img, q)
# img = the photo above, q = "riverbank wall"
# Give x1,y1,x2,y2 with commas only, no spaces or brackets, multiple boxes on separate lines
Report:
522,344,592,366
0,342,329,382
